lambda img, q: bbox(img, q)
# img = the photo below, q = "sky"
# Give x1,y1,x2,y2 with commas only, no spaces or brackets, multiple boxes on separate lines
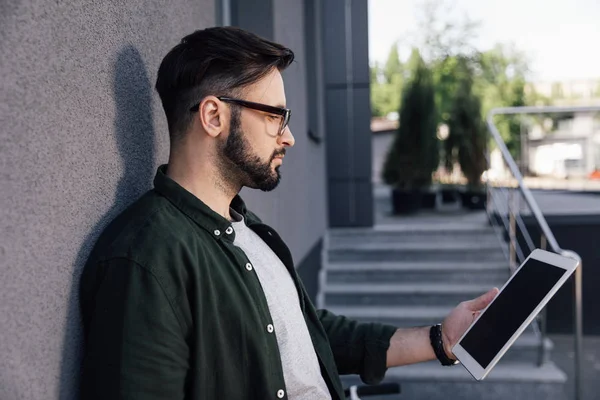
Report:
368,0,600,82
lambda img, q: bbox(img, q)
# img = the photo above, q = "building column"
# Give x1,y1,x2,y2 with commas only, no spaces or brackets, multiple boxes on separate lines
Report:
321,0,373,227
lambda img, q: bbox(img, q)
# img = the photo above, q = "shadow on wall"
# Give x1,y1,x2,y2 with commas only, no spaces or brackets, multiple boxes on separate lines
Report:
58,45,157,400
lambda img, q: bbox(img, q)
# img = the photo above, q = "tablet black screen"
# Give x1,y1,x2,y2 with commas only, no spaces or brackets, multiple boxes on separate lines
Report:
459,258,566,368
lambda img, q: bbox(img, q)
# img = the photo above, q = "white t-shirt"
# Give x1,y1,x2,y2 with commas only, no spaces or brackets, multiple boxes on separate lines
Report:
230,210,331,400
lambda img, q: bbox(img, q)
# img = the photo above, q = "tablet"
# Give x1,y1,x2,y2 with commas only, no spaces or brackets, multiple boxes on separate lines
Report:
452,248,579,381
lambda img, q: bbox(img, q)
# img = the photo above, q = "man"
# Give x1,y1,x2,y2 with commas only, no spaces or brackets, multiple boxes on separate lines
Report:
79,26,497,399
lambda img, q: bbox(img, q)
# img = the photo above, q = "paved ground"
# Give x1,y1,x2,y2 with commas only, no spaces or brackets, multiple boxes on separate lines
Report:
371,185,600,400
549,334,600,400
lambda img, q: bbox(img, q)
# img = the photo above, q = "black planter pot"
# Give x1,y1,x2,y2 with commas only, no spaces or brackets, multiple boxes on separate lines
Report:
420,191,437,209
461,191,487,210
440,187,459,204
391,189,422,215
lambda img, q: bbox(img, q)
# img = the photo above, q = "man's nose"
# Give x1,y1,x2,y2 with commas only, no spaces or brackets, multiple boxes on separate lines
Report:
279,126,295,147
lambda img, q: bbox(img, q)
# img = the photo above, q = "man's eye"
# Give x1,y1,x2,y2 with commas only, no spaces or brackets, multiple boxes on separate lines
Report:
267,115,279,121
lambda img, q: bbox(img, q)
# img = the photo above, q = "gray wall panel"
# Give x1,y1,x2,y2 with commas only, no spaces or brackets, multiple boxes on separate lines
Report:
350,0,370,85
352,87,374,180
325,88,351,179
0,2,215,399
321,0,347,86
353,179,375,226
327,179,373,227
232,0,274,39
327,180,352,225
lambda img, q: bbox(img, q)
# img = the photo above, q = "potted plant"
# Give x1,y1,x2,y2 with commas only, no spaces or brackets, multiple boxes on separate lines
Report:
445,57,488,210
382,49,439,214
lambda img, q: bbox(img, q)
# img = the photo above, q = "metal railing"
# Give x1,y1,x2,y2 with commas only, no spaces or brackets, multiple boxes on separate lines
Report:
485,105,597,400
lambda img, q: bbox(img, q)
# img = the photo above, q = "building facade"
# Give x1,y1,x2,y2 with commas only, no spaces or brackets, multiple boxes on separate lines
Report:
0,1,372,398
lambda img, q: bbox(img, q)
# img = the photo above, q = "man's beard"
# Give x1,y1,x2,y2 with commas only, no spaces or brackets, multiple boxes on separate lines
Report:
219,109,284,192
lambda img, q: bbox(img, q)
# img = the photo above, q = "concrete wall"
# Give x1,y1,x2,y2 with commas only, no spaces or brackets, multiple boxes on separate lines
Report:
0,1,328,398
0,2,215,398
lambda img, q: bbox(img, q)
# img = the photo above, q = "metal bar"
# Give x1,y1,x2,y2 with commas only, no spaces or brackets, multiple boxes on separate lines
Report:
515,213,536,253
561,250,584,400
509,189,517,272
574,260,583,400
538,235,548,366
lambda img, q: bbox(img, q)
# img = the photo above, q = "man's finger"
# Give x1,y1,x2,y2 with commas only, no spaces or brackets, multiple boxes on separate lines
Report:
465,287,499,311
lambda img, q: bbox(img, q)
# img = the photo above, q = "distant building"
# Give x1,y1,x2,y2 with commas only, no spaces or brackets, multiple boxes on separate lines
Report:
526,78,600,103
527,112,600,178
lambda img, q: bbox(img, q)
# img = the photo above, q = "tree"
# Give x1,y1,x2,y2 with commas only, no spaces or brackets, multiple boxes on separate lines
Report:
370,44,404,117
446,57,487,188
475,44,529,160
382,50,439,189
384,43,403,84
416,0,480,63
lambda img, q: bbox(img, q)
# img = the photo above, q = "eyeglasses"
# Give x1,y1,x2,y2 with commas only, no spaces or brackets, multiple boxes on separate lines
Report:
190,96,292,136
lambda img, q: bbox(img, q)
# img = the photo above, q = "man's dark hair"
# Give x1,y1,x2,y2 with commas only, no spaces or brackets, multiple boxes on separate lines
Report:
155,26,295,142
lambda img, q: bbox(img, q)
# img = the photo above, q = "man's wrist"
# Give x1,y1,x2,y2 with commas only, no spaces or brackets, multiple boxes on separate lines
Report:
441,325,456,360
429,324,459,366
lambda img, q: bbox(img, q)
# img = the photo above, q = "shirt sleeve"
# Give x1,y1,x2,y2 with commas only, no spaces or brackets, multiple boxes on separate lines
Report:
80,258,189,400
316,308,397,385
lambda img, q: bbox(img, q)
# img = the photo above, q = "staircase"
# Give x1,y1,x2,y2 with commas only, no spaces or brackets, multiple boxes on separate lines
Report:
319,213,569,400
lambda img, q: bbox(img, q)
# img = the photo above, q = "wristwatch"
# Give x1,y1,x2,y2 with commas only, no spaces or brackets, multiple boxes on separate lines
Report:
430,324,459,366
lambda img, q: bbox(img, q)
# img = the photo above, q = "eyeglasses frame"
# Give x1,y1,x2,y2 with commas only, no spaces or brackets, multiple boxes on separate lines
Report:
189,96,291,136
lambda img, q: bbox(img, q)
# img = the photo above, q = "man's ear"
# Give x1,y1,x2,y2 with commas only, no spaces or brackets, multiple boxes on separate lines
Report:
198,96,225,138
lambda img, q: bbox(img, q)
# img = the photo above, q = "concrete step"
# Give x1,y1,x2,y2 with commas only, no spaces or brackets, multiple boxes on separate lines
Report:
326,305,454,327
340,361,567,400
328,244,506,263
328,226,501,247
323,283,496,307
324,261,511,284
324,304,537,333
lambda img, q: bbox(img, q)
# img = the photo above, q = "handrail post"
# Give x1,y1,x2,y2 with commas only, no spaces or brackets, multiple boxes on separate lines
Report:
561,250,584,400
508,189,517,273
538,235,549,366
574,260,583,400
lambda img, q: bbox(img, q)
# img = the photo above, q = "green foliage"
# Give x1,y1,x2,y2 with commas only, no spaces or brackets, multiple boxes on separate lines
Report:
445,57,487,188
370,44,404,117
384,43,403,84
382,50,439,189
474,44,528,160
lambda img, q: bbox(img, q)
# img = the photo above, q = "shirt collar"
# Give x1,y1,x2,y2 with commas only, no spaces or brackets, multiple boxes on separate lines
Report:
153,164,249,240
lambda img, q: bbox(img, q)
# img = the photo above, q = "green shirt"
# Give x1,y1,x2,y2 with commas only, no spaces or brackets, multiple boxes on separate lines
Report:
80,165,397,400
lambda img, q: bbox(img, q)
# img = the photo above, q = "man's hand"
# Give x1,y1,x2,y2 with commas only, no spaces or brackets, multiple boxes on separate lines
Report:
441,288,499,359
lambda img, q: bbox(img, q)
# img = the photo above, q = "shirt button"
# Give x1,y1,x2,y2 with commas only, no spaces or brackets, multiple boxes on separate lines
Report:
267,324,274,333
225,227,233,234
245,263,253,271
277,389,285,398
214,229,221,236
